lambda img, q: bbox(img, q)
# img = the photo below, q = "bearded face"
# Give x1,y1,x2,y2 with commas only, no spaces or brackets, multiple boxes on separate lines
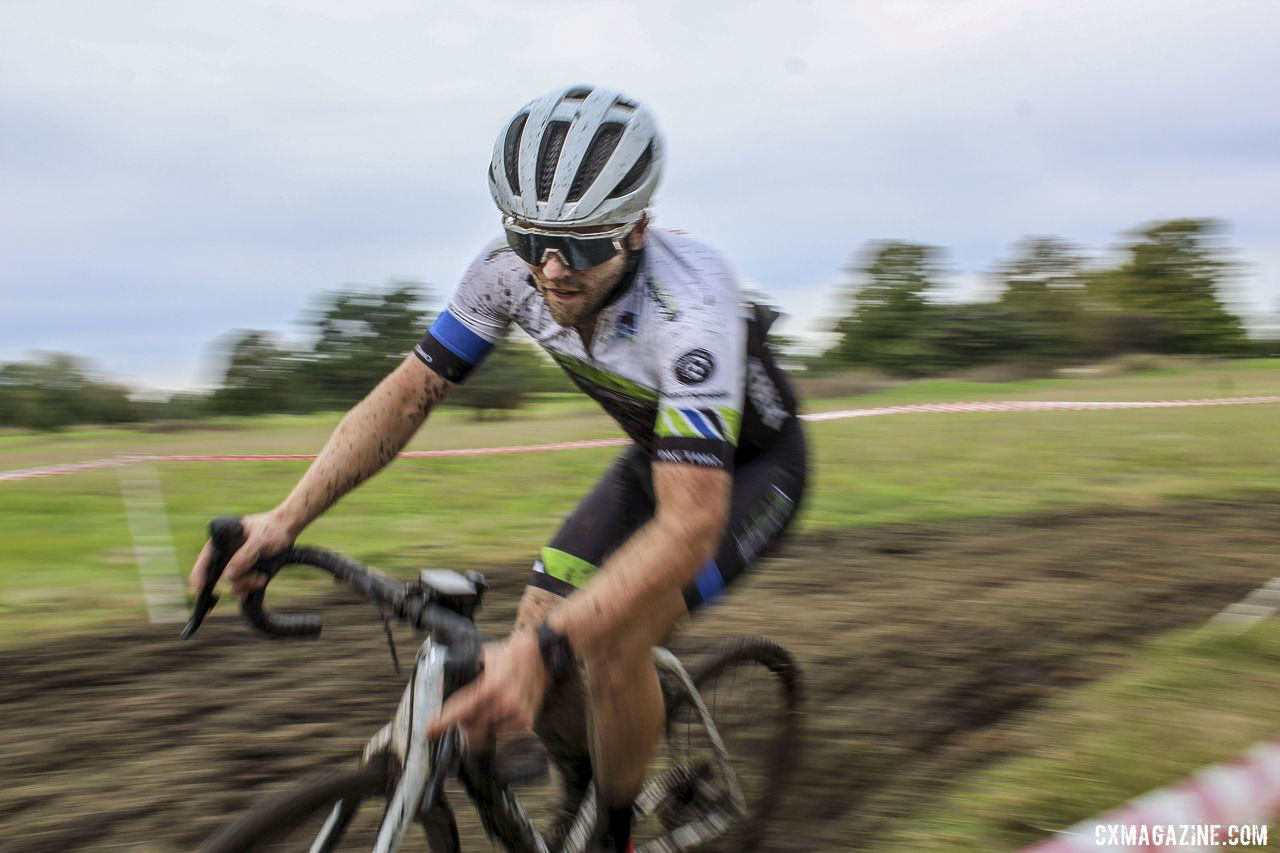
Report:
528,249,630,329
522,219,647,331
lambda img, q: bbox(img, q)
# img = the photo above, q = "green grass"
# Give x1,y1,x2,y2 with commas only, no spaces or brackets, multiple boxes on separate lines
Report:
3,359,1276,469
878,619,1280,851
801,357,1280,411
0,395,614,469
1,360,1278,644
802,403,1280,528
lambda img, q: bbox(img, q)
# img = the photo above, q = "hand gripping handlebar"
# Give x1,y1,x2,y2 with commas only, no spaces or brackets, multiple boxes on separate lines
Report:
179,517,484,665
180,516,322,639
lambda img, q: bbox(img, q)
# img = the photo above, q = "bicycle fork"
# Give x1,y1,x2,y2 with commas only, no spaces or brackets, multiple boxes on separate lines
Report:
312,641,452,853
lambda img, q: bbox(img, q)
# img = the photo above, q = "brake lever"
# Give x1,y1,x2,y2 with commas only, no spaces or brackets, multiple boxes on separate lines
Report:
179,516,245,639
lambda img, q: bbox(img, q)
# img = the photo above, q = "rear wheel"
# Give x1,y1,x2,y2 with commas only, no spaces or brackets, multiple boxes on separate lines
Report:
635,637,802,853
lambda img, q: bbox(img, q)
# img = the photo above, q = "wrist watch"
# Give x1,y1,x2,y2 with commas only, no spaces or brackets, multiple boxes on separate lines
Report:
535,622,575,685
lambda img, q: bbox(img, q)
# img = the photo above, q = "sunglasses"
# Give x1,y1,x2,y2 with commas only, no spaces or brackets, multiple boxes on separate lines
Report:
503,217,634,270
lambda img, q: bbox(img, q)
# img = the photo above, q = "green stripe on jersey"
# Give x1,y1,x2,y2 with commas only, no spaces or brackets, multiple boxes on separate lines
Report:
656,403,743,444
540,547,600,588
656,405,697,439
550,353,659,403
716,406,742,442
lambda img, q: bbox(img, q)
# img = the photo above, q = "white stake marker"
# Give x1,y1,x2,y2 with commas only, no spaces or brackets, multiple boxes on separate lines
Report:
117,462,189,624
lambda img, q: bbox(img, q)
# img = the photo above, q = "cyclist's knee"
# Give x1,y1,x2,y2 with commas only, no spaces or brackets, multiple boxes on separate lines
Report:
585,638,653,696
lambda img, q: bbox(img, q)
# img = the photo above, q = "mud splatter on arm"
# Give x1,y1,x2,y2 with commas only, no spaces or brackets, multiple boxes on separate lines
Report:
276,355,454,534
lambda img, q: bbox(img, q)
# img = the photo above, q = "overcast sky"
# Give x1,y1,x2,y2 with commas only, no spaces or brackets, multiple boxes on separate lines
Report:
3,0,1277,393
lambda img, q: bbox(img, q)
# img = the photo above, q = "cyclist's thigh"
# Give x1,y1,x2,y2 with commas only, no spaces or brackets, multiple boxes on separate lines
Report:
526,445,654,600
682,417,808,612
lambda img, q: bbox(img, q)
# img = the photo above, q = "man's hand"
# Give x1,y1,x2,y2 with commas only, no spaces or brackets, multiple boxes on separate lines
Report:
426,630,549,747
187,510,298,599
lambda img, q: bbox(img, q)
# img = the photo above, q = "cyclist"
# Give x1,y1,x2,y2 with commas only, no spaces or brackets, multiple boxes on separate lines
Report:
190,84,806,853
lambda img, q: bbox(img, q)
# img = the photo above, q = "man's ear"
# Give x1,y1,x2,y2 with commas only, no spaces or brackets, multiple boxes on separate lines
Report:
628,213,649,250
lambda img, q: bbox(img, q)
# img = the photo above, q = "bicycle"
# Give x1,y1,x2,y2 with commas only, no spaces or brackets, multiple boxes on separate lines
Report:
183,517,802,852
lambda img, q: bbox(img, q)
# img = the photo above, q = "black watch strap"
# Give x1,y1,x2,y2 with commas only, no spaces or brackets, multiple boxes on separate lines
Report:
536,622,575,685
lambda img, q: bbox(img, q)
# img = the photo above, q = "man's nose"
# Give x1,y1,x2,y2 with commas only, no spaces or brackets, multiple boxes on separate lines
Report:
541,252,572,282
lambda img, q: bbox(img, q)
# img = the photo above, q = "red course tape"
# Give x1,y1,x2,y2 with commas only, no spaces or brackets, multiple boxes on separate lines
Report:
3,397,1278,483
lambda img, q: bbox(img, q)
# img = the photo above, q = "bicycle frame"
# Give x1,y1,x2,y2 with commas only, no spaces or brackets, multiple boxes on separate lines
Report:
185,519,753,853
339,639,746,853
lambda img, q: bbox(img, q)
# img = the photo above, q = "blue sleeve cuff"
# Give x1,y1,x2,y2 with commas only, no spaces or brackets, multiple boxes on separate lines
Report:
429,309,496,365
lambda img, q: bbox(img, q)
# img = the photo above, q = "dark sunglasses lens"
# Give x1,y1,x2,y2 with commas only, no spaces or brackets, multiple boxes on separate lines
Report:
504,228,540,264
561,237,621,269
504,228,620,270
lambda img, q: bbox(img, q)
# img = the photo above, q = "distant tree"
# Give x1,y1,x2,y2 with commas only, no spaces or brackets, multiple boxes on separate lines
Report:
208,331,304,415
1084,219,1248,355
992,236,1089,362
524,349,578,394
305,281,434,408
828,241,945,375
133,392,210,422
923,303,1028,369
0,353,138,430
448,333,543,419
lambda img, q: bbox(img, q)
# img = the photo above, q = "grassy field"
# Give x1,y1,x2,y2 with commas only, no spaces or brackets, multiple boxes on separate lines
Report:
3,360,1280,849
881,618,1280,851
1,359,1278,645
2,357,1276,468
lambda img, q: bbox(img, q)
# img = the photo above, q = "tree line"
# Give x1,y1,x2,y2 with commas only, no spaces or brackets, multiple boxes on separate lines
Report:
816,218,1271,376
1,217,1274,430
0,282,574,430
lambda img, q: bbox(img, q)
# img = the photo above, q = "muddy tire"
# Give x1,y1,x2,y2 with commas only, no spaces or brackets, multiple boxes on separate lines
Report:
645,636,802,853
196,756,445,852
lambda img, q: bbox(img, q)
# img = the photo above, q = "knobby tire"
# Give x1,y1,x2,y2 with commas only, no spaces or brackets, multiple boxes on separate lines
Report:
655,635,802,853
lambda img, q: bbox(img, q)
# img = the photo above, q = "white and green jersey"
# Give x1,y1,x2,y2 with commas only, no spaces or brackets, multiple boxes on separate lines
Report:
414,228,796,470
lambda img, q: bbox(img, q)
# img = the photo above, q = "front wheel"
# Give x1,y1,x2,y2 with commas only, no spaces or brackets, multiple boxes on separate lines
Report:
197,754,461,853
636,636,802,853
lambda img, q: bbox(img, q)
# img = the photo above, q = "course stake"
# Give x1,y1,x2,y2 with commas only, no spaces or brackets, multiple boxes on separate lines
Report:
118,462,189,624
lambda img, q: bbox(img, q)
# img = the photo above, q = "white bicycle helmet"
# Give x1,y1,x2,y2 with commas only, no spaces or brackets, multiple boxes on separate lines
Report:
488,84,664,228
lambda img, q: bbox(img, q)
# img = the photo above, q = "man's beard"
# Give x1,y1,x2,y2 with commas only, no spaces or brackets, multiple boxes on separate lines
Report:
534,280,610,329
545,294,594,328
531,246,631,329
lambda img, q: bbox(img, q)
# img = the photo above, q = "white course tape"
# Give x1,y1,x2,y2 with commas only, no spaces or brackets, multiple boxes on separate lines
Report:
1021,580,1280,852
1022,738,1280,851
800,395,1280,422
1207,578,1280,630
2,396,1278,483
0,456,141,482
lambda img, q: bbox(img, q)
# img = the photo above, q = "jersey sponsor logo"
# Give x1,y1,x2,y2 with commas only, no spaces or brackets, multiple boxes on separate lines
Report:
646,277,682,320
746,357,789,429
674,348,715,385
615,310,637,339
673,389,730,400
733,484,796,563
655,448,726,468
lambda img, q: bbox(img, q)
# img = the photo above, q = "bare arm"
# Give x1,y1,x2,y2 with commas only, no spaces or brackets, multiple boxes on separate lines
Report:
191,354,453,595
275,354,453,534
546,462,731,656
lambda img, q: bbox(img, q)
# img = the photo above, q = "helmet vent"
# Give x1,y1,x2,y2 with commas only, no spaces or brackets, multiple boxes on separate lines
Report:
609,142,653,199
567,122,624,203
536,120,571,201
503,112,528,197
488,85,662,225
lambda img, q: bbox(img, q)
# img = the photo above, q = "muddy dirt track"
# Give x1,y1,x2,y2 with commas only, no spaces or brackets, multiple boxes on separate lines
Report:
2,497,1279,852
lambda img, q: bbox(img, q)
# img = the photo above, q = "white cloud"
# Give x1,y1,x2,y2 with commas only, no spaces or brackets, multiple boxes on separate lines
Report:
2,0,1277,390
